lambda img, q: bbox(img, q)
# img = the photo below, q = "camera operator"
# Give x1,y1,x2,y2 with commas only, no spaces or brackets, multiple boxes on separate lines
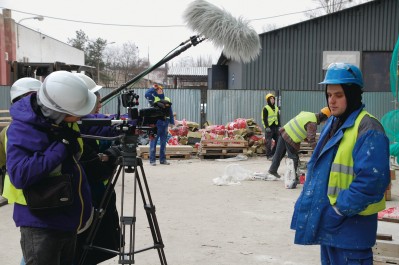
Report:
5,71,97,265
72,73,121,265
145,84,175,166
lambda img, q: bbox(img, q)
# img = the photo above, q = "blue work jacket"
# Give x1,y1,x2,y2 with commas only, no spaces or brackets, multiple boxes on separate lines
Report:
290,105,390,249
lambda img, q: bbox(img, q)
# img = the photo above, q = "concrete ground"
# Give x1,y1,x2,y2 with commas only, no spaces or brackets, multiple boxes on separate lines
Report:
0,156,398,265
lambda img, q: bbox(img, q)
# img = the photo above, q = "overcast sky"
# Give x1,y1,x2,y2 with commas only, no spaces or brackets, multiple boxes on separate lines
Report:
1,0,318,64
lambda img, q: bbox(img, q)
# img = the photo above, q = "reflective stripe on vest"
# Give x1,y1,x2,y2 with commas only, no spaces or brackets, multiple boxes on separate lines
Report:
283,112,316,143
2,122,84,205
154,96,170,103
264,105,279,126
327,110,385,216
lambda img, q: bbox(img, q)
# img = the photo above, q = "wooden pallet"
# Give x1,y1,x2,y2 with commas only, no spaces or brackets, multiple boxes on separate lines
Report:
141,153,191,160
201,139,248,147
199,139,248,159
0,110,11,129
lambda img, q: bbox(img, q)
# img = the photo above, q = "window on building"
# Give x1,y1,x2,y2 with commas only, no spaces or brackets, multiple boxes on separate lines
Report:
362,52,391,92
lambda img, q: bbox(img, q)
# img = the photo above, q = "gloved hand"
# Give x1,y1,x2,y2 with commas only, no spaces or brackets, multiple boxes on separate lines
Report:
265,127,271,134
104,146,122,165
159,99,172,107
154,101,165,109
50,127,80,155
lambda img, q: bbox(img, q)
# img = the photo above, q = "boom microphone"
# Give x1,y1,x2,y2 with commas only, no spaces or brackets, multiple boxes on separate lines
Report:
183,0,261,63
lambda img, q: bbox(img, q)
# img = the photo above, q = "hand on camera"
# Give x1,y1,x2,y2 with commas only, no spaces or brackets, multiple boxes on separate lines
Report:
104,146,122,165
154,101,165,109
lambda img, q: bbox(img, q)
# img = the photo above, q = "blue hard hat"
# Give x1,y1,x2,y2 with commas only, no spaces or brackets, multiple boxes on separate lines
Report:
319,63,364,88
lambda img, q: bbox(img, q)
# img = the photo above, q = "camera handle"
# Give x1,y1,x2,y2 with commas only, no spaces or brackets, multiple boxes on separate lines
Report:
78,134,167,265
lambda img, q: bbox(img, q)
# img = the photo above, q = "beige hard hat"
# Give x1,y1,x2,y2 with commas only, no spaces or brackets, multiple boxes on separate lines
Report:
265,93,274,101
39,71,97,117
73,73,102,93
10,77,42,103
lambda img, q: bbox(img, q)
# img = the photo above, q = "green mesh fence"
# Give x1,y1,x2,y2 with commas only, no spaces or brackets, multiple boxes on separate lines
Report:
390,36,399,101
384,35,399,161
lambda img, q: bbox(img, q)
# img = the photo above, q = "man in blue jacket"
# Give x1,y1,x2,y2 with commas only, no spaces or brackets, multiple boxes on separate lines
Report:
5,71,97,265
290,63,391,265
145,84,174,166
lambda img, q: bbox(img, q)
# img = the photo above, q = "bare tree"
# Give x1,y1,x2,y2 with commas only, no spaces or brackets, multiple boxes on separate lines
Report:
171,55,213,68
306,0,370,18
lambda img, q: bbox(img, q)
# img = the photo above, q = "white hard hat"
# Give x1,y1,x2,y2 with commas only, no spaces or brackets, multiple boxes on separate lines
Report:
39,71,97,117
73,73,102,93
10,77,42,103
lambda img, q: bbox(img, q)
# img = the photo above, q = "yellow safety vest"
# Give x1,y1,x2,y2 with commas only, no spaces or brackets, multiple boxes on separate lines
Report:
263,105,279,126
2,123,84,205
283,112,317,143
154,96,171,103
327,110,385,216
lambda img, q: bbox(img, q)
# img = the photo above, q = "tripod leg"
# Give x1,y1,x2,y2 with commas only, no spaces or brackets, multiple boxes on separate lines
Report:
78,165,123,265
135,158,167,265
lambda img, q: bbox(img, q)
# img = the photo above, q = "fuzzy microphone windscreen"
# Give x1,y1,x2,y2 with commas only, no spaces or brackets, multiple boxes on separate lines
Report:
183,0,261,63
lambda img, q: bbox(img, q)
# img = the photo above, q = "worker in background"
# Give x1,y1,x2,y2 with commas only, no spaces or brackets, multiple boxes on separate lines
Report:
1,78,42,200
262,93,280,160
145,83,163,106
291,63,390,264
145,84,175,166
267,107,331,188
5,71,97,265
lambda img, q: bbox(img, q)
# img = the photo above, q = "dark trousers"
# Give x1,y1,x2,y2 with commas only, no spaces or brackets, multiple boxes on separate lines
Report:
320,245,373,265
21,227,76,265
150,119,169,163
268,136,299,177
265,126,279,157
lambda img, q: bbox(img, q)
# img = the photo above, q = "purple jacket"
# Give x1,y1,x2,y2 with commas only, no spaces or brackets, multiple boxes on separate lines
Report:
6,94,92,232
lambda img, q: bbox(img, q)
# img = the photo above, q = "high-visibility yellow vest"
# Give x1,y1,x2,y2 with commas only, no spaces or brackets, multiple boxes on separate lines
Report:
327,110,385,216
262,105,279,126
283,112,317,143
2,122,83,205
154,96,171,103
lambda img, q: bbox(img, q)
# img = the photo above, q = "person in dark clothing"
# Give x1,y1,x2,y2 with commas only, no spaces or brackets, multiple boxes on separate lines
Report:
73,73,121,265
262,93,280,159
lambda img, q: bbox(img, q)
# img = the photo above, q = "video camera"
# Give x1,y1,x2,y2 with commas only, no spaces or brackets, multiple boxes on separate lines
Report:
120,89,171,128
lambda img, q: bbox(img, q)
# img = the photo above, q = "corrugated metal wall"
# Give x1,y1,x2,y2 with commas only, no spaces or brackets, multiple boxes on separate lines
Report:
206,90,394,128
98,88,202,124
242,0,399,91
0,87,394,131
0,86,11,111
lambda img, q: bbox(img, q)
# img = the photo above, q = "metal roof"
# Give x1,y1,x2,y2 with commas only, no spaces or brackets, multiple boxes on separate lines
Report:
167,67,208,77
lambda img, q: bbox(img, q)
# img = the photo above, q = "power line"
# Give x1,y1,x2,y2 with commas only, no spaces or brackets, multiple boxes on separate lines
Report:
1,0,358,28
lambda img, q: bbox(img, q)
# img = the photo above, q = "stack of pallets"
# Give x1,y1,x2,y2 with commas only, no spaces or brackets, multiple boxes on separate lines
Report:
199,139,248,159
299,133,320,156
0,110,11,130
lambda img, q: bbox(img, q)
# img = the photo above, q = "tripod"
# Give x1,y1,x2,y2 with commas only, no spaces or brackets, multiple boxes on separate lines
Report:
78,132,167,265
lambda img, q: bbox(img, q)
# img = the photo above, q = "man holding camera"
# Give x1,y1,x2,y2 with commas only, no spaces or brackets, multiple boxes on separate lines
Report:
145,84,175,166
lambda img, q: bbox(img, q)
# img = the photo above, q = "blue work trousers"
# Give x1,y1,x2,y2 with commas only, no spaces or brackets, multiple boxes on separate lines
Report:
320,245,373,265
149,119,169,163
